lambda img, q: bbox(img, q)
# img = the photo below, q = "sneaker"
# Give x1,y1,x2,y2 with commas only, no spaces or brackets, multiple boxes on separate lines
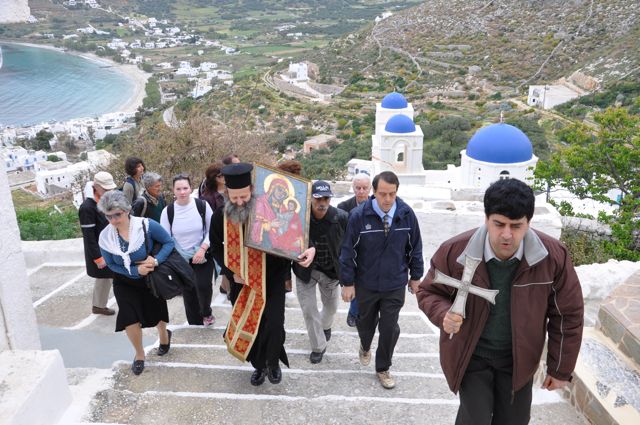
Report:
346,313,357,328
203,315,216,327
358,344,371,366
376,370,395,389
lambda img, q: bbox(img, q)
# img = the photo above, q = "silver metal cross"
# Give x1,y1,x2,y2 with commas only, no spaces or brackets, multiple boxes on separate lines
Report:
433,255,499,338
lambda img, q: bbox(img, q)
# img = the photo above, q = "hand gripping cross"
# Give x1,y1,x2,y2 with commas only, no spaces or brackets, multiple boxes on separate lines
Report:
433,256,499,338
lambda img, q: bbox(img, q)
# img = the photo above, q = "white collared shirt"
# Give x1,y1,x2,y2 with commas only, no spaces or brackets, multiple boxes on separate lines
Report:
484,234,524,263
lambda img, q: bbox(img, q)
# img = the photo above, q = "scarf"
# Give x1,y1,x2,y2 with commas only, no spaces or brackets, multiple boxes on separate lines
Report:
99,216,148,275
144,191,159,206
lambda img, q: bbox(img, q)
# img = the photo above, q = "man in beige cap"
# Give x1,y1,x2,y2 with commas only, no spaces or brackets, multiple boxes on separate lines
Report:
79,171,117,315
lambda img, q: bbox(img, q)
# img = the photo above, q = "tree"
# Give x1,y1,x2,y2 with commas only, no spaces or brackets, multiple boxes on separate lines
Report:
32,130,54,151
106,113,273,185
534,107,640,260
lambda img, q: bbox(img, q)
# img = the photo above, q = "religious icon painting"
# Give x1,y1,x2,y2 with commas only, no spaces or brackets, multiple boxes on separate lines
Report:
245,163,312,261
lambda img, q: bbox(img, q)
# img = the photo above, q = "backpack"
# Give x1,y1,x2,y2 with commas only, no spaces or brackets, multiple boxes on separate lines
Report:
119,176,139,203
131,196,148,218
167,198,212,258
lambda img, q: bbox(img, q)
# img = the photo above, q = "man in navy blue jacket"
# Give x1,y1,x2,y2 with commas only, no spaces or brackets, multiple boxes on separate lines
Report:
339,171,424,389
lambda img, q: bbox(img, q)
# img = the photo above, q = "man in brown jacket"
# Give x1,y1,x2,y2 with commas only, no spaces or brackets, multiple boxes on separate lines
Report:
417,178,583,425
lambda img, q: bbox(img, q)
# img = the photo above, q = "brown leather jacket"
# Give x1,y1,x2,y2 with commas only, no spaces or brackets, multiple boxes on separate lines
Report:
417,226,583,393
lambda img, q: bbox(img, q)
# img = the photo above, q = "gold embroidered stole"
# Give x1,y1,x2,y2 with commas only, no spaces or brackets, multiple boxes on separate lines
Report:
223,215,267,362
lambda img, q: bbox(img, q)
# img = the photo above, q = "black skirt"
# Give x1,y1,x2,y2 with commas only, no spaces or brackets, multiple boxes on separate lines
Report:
112,273,169,332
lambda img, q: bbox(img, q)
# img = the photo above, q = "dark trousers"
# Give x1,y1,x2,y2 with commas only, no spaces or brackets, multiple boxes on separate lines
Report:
456,355,532,425
182,259,215,325
356,285,405,372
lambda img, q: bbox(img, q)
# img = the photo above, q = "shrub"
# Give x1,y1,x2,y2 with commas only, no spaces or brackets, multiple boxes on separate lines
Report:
16,208,81,240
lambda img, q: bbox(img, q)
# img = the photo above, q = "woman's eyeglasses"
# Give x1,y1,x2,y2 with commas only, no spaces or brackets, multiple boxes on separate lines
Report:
105,212,125,220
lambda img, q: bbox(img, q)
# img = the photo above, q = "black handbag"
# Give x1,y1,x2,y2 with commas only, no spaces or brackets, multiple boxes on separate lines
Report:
142,221,196,300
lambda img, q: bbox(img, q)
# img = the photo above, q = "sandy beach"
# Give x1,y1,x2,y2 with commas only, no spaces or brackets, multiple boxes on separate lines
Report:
2,41,150,114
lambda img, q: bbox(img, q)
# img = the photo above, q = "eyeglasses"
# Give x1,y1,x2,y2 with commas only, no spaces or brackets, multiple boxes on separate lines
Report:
105,212,125,220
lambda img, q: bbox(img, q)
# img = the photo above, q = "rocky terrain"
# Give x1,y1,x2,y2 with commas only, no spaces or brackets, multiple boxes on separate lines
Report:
0,0,30,23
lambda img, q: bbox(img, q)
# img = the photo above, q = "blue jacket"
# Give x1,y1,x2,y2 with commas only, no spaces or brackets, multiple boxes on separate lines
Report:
339,196,424,292
100,219,174,279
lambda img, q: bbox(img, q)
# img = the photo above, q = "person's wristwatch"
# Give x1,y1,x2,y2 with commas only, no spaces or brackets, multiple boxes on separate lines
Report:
153,258,159,267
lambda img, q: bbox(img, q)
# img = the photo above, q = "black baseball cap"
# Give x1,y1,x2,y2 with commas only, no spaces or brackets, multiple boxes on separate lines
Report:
312,180,333,198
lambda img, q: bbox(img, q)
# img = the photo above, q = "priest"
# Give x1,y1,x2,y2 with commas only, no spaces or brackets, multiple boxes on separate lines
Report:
210,162,316,386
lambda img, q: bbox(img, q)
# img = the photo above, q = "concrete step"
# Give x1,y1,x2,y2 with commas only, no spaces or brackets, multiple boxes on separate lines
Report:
88,386,587,425
28,265,87,303
110,359,453,400
167,326,440,355
34,274,114,328
89,387,459,425
148,344,442,373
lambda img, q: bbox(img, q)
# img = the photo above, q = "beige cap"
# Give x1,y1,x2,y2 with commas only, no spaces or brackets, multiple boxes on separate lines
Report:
93,171,117,190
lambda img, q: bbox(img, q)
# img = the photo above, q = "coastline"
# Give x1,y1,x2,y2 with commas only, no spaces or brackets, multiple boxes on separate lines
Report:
1,41,150,115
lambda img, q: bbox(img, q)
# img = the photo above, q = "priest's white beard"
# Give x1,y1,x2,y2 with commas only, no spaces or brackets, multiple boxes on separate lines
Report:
225,196,255,224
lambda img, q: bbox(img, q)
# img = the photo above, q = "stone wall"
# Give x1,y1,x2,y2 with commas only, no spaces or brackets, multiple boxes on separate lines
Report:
0,0,30,23
0,161,40,350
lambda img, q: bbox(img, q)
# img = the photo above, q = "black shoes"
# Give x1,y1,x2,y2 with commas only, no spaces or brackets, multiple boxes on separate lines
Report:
132,359,145,375
267,365,282,384
346,313,357,327
157,329,172,356
310,348,326,364
250,368,267,386
323,328,331,342
251,365,282,385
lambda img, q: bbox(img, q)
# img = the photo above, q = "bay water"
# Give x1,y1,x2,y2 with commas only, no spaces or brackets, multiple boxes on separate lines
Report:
0,42,135,127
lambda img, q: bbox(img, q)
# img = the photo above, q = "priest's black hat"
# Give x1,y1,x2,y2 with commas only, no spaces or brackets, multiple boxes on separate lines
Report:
222,162,253,189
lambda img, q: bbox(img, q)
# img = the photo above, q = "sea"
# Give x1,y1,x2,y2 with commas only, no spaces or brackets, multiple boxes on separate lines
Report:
0,42,136,127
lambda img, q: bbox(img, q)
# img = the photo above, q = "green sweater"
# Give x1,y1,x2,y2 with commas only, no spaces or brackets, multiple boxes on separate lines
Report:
473,257,520,359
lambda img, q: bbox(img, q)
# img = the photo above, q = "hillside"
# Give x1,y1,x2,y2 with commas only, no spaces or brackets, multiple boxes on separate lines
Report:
307,0,639,94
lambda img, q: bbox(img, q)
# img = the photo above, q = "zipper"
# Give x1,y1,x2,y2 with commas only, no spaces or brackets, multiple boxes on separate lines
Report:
510,263,530,397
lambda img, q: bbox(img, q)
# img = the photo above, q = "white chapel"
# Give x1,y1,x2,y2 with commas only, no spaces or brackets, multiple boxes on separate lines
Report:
348,92,539,193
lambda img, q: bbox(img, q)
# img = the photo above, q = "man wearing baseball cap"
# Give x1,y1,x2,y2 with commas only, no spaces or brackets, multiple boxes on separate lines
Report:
293,180,348,364
79,171,117,316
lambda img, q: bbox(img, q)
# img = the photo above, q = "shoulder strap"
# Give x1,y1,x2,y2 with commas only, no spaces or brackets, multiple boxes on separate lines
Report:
126,176,138,202
141,196,148,218
167,203,174,236
194,198,207,238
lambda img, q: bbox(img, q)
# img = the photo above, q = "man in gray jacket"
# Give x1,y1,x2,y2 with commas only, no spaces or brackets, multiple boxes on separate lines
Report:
294,181,348,364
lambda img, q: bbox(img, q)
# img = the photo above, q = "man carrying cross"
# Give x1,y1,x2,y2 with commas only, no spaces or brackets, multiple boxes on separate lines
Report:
417,178,584,425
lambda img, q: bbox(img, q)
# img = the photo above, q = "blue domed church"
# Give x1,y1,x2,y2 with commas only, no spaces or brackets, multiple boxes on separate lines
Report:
459,123,538,189
369,92,425,184
347,92,539,192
